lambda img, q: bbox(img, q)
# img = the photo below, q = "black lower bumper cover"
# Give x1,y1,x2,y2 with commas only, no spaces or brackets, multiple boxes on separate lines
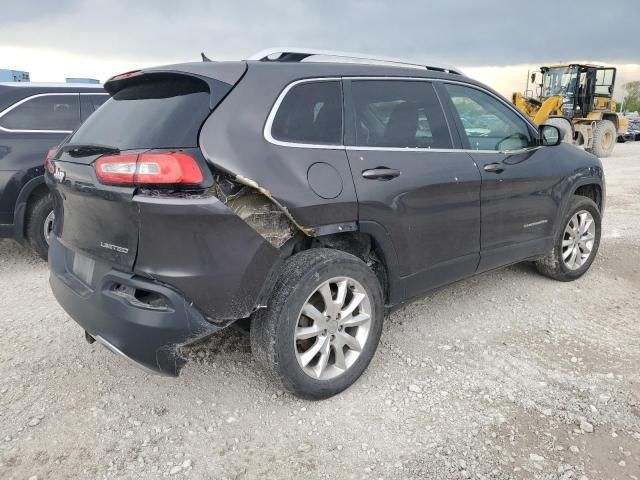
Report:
49,237,224,376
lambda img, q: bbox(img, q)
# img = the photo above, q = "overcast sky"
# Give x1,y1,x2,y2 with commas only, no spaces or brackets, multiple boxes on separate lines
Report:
2,0,639,98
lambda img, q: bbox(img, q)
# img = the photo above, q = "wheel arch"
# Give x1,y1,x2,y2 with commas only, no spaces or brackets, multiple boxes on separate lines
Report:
554,177,604,238
254,224,403,312
13,175,49,241
573,183,603,211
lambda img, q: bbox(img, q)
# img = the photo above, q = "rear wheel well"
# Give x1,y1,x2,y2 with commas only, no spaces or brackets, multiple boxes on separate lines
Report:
291,232,390,303
574,184,602,211
24,184,50,232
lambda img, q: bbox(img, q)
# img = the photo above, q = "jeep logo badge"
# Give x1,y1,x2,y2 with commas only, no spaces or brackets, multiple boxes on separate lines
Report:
53,168,65,182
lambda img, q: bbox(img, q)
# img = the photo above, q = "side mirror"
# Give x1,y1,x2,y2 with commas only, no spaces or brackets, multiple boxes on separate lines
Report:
540,124,562,146
531,72,537,84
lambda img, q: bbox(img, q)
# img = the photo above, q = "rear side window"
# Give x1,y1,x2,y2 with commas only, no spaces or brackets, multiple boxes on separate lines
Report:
350,80,452,149
69,76,212,150
0,94,80,131
271,81,343,145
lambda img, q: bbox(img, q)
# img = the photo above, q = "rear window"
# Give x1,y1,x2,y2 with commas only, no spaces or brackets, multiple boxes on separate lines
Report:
271,81,342,145
69,76,212,150
80,94,108,121
0,94,80,131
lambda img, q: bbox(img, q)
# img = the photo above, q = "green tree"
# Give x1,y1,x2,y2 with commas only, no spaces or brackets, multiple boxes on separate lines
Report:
622,81,640,113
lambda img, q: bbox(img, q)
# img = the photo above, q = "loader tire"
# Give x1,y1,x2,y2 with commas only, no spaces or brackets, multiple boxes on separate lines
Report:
588,119,616,158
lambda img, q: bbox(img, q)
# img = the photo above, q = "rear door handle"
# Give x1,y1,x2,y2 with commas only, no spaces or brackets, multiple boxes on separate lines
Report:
483,163,505,174
362,167,401,180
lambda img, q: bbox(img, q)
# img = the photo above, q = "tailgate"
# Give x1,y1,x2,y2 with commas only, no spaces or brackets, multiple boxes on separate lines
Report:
51,156,138,269
47,67,245,273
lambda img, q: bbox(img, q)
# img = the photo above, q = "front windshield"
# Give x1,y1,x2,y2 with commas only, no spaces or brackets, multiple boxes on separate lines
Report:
541,67,578,99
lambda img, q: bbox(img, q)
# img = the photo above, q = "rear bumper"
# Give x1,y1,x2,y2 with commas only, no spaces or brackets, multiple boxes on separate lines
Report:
49,236,225,375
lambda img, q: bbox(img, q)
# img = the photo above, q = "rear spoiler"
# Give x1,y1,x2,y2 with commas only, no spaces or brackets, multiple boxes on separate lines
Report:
104,61,248,105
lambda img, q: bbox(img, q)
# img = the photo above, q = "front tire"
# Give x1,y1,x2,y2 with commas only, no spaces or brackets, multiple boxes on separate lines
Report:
25,194,54,261
535,195,601,281
250,249,384,400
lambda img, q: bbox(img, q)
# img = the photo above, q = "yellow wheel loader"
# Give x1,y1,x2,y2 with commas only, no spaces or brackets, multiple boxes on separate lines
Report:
513,64,627,157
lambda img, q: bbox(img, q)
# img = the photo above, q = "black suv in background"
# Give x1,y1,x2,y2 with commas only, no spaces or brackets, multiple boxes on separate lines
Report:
46,49,604,399
0,82,106,259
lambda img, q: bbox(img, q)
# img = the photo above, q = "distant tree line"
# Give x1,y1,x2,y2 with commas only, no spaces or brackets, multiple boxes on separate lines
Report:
622,81,640,113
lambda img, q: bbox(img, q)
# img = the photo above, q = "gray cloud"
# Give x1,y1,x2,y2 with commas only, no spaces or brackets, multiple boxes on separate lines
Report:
2,0,639,67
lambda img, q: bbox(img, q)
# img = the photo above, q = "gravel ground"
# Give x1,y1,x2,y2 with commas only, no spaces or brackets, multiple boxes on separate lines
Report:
1,143,639,480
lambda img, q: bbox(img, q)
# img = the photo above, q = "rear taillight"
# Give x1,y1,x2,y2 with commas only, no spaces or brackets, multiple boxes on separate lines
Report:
107,69,143,82
44,147,57,173
95,153,138,184
95,152,204,186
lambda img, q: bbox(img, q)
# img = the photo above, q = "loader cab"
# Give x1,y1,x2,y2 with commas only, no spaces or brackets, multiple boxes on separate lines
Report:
539,64,616,120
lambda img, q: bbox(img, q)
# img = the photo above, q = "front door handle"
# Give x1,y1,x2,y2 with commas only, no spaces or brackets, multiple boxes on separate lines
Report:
362,167,401,180
483,163,505,174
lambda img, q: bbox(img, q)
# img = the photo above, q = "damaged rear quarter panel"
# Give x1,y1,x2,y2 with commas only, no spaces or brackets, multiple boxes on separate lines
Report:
213,181,301,248
133,194,281,320
198,64,358,234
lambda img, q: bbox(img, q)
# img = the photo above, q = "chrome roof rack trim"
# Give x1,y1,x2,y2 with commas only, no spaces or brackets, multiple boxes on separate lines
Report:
247,47,463,75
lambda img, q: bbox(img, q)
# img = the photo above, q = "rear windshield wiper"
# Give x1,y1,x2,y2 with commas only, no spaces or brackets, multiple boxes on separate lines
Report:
62,143,120,157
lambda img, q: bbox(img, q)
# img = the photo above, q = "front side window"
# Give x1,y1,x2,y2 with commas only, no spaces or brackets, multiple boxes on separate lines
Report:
0,94,80,131
350,80,452,149
444,84,532,151
271,81,342,145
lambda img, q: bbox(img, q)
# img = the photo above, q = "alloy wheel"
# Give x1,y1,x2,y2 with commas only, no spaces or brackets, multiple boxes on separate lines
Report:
43,211,55,245
294,276,372,380
562,210,596,270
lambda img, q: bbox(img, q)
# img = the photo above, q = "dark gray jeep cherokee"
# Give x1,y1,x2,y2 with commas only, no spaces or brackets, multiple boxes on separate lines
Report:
46,49,604,399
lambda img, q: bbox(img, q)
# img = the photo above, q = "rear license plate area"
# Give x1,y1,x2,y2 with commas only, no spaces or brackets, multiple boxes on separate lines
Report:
72,252,95,286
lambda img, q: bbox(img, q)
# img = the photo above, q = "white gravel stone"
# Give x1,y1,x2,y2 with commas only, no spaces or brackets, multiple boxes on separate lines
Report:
580,419,594,433
27,417,41,427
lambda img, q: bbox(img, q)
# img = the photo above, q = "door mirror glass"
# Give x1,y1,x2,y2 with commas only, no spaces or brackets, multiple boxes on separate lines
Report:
540,124,562,146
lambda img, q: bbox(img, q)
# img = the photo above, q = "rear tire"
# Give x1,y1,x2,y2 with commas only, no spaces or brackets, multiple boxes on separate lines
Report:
535,195,601,281
588,119,616,157
25,194,54,261
250,249,384,400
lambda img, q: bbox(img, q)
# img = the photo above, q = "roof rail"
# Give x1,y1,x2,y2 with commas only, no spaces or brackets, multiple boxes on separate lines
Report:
247,48,463,75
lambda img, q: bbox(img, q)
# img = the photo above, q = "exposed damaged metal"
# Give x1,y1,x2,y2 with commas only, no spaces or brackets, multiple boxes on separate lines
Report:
212,173,313,248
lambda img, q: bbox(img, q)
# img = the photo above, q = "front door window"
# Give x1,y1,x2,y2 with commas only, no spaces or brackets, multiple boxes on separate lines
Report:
444,84,532,152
